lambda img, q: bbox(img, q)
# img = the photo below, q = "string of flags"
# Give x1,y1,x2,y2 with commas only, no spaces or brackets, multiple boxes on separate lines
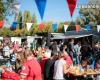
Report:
0,20,100,33
76,24,81,32
66,0,77,17
26,23,33,31
97,25,100,32
52,23,57,32
85,25,91,31
64,25,69,32
35,0,47,20
39,23,45,31
0,21,4,28
35,0,77,19
0,0,100,33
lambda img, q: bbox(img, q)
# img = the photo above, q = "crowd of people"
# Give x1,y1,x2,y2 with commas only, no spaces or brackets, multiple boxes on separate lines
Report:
0,38,99,80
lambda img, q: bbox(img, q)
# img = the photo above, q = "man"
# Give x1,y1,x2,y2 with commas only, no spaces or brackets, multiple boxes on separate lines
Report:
68,39,76,64
74,42,81,64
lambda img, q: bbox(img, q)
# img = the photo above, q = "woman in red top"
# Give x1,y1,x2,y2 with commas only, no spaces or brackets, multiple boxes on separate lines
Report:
20,50,42,80
62,45,73,66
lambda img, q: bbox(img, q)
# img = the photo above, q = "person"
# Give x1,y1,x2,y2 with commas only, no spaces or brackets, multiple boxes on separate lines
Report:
44,51,58,80
79,57,93,80
20,50,42,80
95,57,100,80
14,41,20,51
62,45,72,66
53,51,70,80
51,41,58,52
74,42,81,64
10,51,17,66
3,43,10,58
68,39,76,64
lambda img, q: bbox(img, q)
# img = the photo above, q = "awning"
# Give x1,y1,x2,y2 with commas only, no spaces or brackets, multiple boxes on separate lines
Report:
51,32,93,40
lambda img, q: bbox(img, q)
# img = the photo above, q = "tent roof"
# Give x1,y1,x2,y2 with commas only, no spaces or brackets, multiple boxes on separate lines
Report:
51,30,93,39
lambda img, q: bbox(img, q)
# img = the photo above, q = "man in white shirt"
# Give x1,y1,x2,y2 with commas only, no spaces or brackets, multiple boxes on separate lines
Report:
74,42,81,64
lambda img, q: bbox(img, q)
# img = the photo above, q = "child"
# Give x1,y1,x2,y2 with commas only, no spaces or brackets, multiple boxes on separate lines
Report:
79,57,93,80
95,57,100,80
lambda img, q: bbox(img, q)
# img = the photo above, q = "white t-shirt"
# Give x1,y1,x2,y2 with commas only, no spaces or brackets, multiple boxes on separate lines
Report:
3,46,10,57
53,59,66,80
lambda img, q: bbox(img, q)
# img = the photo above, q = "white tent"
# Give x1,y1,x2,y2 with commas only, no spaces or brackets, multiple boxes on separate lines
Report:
11,37,21,44
0,37,3,40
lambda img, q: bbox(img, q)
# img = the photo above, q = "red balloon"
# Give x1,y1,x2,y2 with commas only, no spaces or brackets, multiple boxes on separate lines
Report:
0,21,4,28
39,23,45,31
67,0,77,17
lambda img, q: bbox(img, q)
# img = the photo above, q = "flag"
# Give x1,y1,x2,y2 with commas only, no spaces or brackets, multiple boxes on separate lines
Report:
11,22,17,30
26,23,33,31
39,23,44,31
97,25,100,32
0,21,4,28
66,0,77,17
52,23,57,32
76,24,81,32
85,25,91,31
64,25,68,32
35,0,47,20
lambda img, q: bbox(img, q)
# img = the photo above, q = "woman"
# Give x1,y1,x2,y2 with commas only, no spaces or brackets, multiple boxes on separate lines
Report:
62,45,73,66
44,51,58,80
20,50,42,80
53,51,70,80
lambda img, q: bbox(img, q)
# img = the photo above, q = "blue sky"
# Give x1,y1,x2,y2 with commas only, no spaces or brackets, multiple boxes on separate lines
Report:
5,0,88,27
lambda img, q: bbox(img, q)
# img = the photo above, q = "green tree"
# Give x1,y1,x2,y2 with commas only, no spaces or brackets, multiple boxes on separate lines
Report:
0,0,5,20
44,21,53,32
24,11,32,23
32,13,37,23
77,0,100,28
0,0,18,20
0,27,13,37
23,11,33,35
17,11,23,29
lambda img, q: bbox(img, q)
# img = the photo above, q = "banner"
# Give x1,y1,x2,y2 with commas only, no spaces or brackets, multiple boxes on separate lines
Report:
52,23,57,32
66,0,77,17
85,25,91,31
11,22,17,30
76,24,81,32
35,0,47,20
26,23,33,31
39,23,44,31
0,21,4,28
97,25,100,32
64,25,68,32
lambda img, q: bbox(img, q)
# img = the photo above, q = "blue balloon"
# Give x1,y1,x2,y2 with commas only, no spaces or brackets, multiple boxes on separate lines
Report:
52,23,57,32
35,0,47,20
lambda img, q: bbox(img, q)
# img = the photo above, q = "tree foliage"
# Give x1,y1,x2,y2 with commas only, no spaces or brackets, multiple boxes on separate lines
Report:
0,0,18,20
76,0,100,29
